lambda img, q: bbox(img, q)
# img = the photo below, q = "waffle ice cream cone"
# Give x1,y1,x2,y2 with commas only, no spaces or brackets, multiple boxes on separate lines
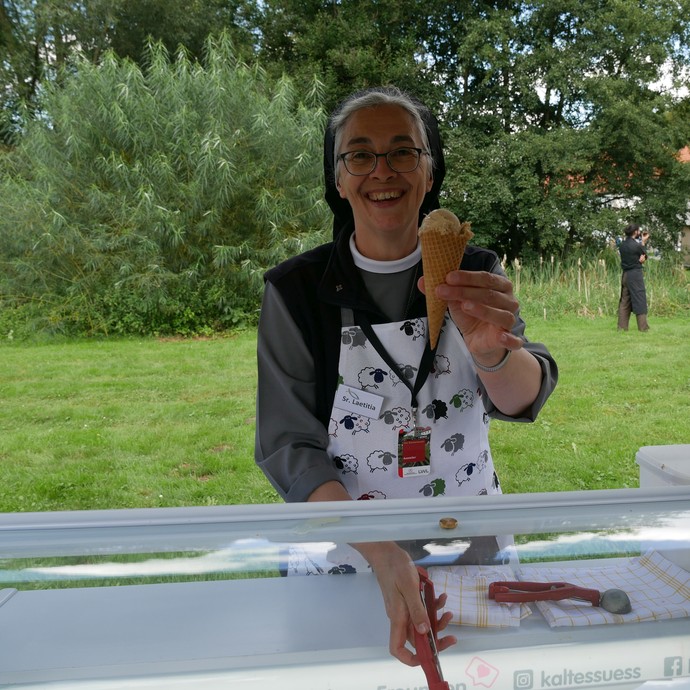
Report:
418,209,473,349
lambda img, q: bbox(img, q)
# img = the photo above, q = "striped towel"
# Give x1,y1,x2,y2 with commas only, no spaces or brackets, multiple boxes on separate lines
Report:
515,550,690,627
429,565,532,627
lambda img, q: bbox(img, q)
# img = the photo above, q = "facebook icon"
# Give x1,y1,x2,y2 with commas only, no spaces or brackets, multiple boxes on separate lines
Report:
664,657,684,677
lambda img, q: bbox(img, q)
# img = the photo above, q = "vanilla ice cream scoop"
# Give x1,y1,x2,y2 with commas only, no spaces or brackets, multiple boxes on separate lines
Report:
418,209,473,349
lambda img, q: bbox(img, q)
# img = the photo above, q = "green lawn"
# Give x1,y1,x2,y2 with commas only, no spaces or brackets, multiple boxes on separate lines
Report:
1,314,688,513
491,314,689,493
0,333,277,511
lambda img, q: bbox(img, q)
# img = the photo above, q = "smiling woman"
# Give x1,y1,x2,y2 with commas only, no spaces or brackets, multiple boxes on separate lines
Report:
254,85,558,667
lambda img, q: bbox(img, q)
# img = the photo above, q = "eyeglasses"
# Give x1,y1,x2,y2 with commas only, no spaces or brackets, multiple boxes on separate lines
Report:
338,147,427,176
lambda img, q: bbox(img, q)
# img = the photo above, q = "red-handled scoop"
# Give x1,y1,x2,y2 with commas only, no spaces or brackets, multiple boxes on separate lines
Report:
489,581,632,614
415,569,451,690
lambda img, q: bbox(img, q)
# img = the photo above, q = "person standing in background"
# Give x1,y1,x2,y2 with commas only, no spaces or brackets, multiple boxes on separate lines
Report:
617,223,650,331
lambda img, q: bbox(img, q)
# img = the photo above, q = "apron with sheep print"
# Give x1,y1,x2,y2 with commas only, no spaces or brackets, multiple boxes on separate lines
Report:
285,312,500,576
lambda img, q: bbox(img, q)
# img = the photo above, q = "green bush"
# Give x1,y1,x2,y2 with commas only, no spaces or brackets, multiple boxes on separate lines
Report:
0,35,330,336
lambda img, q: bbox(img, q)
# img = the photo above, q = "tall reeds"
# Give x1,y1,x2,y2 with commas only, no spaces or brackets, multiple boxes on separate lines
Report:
505,250,689,320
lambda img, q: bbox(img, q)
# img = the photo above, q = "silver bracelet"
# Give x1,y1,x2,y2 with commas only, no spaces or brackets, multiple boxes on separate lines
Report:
471,349,512,373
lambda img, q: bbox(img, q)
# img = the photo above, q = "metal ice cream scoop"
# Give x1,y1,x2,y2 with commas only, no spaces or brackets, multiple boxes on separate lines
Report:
598,587,633,614
488,581,632,614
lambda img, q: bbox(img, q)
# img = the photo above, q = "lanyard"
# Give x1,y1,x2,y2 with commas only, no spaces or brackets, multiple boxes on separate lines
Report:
352,309,437,415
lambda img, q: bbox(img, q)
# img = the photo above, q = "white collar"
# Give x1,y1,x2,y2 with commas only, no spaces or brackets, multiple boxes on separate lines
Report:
349,233,421,274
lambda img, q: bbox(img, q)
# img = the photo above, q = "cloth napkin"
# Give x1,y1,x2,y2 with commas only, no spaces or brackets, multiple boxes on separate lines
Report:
513,550,690,627
429,565,532,627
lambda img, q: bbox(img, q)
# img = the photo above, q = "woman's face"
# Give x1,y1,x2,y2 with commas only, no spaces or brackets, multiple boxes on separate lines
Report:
336,104,433,260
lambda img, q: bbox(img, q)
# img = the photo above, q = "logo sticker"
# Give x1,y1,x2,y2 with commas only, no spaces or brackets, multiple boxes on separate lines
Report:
466,657,500,688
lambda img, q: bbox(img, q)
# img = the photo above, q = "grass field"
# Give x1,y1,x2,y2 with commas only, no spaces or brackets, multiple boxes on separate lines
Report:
1,311,688,514
489,314,689,493
0,333,273,511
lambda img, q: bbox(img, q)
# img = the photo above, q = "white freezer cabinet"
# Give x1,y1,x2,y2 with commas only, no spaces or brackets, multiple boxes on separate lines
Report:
1,486,690,690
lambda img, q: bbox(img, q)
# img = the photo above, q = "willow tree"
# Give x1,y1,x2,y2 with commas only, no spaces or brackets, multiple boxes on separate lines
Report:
0,35,329,335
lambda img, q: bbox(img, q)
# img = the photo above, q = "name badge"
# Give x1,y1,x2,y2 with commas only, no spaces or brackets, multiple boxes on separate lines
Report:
398,426,432,477
334,384,384,420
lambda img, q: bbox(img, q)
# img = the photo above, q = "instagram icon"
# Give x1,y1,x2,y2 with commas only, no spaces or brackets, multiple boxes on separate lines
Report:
514,670,534,690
